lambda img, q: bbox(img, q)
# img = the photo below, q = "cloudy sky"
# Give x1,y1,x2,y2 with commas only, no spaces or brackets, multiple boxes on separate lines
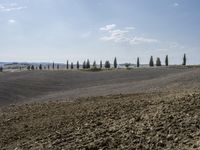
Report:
0,0,200,64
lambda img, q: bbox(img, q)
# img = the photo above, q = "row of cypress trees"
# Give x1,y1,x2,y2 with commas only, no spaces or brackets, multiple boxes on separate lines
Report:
149,54,186,67
26,54,186,70
73,54,186,69
26,58,117,70
34,54,186,70
0,54,187,72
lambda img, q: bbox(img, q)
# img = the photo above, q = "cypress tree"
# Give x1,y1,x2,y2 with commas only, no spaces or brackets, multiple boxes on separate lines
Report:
66,60,69,69
71,62,73,69
83,61,86,69
77,61,79,69
93,61,96,68
137,57,140,67
182,53,186,66
39,64,42,70
0,66,2,72
165,55,169,66
27,65,31,70
156,57,161,66
86,59,90,69
100,60,102,69
114,57,117,69
149,56,154,67
52,62,55,70
31,65,35,70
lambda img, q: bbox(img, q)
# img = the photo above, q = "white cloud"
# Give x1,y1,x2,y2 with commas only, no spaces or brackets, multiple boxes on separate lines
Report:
173,3,179,7
8,19,16,24
101,29,129,43
125,27,135,30
100,24,116,31
0,3,27,12
130,37,158,45
100,24,158,45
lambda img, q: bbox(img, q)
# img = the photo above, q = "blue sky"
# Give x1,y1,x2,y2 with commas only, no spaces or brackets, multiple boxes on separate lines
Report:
0,0,199,64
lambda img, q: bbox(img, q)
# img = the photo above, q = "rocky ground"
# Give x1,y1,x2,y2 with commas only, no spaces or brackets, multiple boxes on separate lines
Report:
1,91,200,150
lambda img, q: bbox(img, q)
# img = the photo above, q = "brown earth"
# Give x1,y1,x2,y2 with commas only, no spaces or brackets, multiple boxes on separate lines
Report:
0,66,200,106
0,66,200,149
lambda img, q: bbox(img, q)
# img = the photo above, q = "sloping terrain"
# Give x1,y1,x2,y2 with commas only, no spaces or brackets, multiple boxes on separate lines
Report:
0,66,200,149
0,66,200,106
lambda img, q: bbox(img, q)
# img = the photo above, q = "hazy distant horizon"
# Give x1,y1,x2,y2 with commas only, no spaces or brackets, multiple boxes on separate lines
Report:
0,0,200,64
0,58,199,66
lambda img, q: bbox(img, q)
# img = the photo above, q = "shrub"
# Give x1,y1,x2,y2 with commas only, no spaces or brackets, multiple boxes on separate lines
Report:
124,63,131,69
90,67,102,72
156,57,162,66
105,61,110,69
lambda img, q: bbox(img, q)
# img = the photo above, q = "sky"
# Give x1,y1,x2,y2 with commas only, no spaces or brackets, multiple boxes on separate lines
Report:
0,0,200,64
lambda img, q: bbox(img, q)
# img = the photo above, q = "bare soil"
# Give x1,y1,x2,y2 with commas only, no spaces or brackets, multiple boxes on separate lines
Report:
1,92,200,150
0,66,200,106
0,66,200,149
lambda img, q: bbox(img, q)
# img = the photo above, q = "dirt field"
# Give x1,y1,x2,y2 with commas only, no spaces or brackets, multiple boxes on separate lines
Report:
0,66,200,149
0,66,200,106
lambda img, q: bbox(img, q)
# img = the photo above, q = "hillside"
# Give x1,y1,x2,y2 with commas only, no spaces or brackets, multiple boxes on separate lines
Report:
0,66,200,106
0,67,200,149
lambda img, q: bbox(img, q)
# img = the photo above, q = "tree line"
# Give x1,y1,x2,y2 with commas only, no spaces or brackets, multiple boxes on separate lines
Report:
0,54,187,72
